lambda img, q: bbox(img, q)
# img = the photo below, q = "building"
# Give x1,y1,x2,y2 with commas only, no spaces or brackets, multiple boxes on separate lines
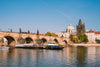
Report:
57,24,75,38
57,31,70,38
86,30,100,43
76,19,85,36
66,24,75,34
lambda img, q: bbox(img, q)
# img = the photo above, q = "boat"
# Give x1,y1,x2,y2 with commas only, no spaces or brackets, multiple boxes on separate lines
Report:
0,45,9,50
15,44,25,48
44,42,64,50
15,44,40,49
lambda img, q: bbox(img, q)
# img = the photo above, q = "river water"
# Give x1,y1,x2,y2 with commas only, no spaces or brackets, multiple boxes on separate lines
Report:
0,47,100,67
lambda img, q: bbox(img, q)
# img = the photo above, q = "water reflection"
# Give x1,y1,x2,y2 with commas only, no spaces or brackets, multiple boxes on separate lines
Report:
0,47,100,67
76,47,87,67
65,47,76,67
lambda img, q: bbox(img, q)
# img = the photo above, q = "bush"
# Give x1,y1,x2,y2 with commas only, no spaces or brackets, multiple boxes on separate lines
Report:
70,34,89,43
45,32,58,37
95,39,100,43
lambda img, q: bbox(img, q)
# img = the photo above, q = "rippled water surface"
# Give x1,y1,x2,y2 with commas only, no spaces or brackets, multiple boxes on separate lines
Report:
0,47,100,67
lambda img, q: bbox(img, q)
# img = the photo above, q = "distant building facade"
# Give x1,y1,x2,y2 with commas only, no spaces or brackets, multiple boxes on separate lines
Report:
76,19,85,36
57,24,75,38
57,31,70,38
66,24,75,34
86,30,100,43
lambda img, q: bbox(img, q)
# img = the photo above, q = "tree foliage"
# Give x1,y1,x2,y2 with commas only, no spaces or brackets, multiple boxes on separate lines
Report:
45,32,51,36
95,38,100,43
51,33,58,37
78,34,88,43
83,34,89,43
73,38,79,43
69,35,74,41
45,32,57,37
70,34,88,43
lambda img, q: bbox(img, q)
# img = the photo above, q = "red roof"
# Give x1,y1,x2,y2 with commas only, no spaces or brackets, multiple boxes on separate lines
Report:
88,30,100,34
33,33,37,35
30,33,44,35
88,30,95,33
95,31,100,34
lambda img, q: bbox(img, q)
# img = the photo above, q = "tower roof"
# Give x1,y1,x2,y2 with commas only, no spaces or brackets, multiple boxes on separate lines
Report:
79,19,82,25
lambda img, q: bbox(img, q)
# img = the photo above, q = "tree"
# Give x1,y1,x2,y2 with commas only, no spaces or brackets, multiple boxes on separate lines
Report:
83,34,88,43
73,38,79,43
70,34,88,43
45,32,51,36
95,38,100,43
70,35,74,42
45,32,58,37
51,33,58,37
78,34,84,42
78,34,88,43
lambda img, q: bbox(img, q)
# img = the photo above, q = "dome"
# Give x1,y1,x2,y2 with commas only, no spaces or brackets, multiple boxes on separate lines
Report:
67,24,74,30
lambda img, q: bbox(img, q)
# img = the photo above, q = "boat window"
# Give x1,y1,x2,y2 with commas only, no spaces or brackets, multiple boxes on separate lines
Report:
48,42,55,44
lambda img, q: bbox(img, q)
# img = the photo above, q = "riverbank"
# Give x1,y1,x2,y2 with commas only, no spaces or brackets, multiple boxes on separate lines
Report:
69,43,100,47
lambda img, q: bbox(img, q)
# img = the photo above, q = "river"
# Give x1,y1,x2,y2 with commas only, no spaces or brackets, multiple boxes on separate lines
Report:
0,47,100,67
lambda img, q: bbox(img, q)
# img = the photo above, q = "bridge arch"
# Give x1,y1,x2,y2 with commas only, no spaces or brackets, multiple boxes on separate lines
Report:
17,37,25,44
4,36,16,46
63,40,68,44
54,39,59,44
41,38,47,44
25,37,33,43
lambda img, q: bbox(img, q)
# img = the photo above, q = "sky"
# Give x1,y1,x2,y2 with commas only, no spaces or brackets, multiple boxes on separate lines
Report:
0,0,100,33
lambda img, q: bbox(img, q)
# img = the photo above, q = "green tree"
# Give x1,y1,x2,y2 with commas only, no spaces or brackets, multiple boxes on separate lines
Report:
70,35,74,42
45,32,51,36
78,34,88,43
78,34,84,42
95,38,100,43
83,34,88,43
45,32,58,37
51,33,58,37
73,38,79,43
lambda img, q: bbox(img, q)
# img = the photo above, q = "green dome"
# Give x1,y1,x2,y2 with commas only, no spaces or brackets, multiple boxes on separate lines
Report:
67,24,74,30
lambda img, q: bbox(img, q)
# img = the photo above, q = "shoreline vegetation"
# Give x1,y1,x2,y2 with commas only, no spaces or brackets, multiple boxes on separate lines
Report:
69,33,100,47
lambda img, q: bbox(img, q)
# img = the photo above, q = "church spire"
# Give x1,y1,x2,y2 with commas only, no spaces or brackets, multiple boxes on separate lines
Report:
19,28,22,33
37,29,39,35
79,19,82,25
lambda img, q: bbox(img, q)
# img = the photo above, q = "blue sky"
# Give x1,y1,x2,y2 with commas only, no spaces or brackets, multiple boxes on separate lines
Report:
0,0,100,33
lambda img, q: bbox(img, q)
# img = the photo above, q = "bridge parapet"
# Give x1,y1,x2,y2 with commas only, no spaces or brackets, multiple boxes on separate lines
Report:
0,31,70,46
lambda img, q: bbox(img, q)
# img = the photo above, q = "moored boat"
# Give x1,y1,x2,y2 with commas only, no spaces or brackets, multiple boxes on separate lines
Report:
15,44,40,49
44,42,64,50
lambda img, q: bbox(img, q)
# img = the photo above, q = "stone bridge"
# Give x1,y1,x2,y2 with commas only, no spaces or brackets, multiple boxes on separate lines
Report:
0,31,70,47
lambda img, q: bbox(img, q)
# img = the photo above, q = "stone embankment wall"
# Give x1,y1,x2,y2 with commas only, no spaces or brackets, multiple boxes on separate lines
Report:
70,43,100,47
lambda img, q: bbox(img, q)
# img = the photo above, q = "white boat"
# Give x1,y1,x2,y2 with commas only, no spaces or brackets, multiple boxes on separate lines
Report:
44,42,64,50
15,44,24,48
0,45,9,50
46,42,59,45
15,44,39,48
